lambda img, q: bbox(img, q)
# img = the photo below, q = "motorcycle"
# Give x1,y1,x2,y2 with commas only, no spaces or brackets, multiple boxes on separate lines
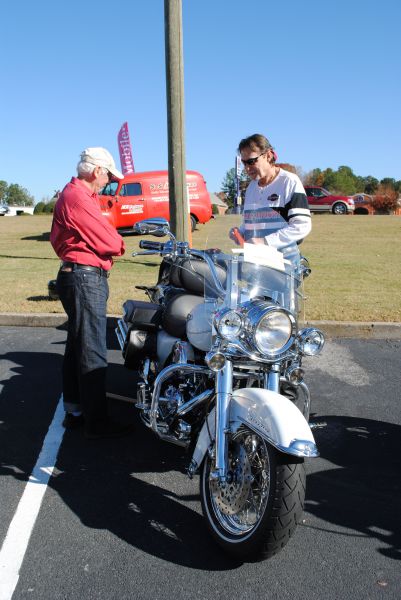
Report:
115,214,325,560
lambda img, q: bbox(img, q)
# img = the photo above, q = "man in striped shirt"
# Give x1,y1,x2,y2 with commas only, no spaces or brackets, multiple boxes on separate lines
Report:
237,134,311,248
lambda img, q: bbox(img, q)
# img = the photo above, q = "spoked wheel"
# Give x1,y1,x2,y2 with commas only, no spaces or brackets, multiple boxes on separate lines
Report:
200,427,305,560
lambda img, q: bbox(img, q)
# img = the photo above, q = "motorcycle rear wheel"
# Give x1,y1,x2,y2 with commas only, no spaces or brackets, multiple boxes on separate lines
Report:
200,428,305,560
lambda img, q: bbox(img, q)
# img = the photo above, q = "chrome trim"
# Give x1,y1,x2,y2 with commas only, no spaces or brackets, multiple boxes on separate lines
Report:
227,255,239,308
287,439,319,457
176,389,214,417
119,318,129,337
297,327,325,356
234,418,319,458
150,364,211,434
214,360,233,480
267,364,280,392
285,364,305,386
223,339,297,365
115,327,125,351
115,318,129,351
214,301,297,362
246,304,296,357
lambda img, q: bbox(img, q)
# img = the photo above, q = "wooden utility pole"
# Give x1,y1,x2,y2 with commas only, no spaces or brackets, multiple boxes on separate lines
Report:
164,0,189,242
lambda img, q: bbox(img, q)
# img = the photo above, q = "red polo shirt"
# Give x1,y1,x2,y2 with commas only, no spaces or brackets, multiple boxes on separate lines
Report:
50,177,125,270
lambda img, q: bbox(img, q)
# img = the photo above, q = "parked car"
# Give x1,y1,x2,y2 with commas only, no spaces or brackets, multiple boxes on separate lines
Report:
98,170,212,233
352,194,374,215
0,203,9,216
304,186,355,214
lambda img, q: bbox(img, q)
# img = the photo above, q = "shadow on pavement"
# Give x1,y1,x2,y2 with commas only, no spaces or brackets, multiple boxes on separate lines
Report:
2,342,400,569
306,415,401,560
50,404,242,571
0,345,240,571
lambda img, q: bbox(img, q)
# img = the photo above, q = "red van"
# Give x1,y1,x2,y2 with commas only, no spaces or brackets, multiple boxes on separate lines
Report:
98,170,212,233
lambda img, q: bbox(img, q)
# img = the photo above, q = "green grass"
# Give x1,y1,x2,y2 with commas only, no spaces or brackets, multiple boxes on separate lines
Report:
0,213,400,321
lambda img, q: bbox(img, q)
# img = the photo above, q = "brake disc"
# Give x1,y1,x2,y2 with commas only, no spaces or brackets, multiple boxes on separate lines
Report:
210,444,252,516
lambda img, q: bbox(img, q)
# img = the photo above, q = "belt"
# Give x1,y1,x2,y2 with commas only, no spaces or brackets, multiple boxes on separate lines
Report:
60,262,109,278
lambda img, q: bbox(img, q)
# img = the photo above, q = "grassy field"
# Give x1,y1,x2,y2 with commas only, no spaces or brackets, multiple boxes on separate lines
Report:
0,213,400,322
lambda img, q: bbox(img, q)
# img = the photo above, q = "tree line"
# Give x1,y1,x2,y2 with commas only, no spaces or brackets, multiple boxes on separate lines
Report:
0,180,35,206
221,165,401,210
304,166,401,196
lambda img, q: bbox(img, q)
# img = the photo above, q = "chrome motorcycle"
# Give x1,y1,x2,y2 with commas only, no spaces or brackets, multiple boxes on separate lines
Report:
115,216,324,560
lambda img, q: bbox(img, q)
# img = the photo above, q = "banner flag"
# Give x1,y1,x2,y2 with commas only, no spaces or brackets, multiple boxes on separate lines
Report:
117,122,135,174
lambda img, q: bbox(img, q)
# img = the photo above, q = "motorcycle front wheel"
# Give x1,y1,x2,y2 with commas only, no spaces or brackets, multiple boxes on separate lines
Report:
200,428,305,560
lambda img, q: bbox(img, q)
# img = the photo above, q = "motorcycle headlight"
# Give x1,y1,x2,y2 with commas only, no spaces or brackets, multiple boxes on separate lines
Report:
254,309,294,356
297,328,325,356
215,309,243,340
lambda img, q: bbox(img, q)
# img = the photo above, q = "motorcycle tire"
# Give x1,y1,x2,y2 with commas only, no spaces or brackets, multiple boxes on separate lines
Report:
200,427,305,560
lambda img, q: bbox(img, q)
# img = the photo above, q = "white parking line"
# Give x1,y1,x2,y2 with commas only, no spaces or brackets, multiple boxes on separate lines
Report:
0,396,64,600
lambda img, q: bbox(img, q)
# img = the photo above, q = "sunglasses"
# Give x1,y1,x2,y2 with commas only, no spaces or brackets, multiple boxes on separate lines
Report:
241,152,266,166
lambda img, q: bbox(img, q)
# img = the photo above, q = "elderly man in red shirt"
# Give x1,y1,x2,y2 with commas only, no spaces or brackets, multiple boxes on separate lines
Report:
51,147,133,439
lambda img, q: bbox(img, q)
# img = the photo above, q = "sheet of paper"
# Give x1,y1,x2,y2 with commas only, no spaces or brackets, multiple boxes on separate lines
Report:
242,242,287,271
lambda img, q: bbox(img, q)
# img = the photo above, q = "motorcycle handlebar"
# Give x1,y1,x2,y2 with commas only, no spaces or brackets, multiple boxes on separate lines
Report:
139,240,165,251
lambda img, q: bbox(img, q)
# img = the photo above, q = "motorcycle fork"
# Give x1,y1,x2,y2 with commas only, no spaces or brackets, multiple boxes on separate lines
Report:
266,363,280,393
212,360,233,483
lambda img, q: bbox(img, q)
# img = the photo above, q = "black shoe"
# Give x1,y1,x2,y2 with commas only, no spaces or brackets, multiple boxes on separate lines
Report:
84,420,134,440
62,413,85,429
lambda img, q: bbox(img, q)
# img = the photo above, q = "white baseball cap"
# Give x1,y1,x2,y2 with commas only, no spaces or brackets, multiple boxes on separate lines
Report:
80,147,124,180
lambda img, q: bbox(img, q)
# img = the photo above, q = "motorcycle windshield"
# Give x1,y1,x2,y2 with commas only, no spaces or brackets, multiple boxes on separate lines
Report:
203,207,301,314
206,247,300,316
185,210,304,352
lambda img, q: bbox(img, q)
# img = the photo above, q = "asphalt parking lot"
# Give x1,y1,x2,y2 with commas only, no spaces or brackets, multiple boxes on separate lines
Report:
1,326,401,600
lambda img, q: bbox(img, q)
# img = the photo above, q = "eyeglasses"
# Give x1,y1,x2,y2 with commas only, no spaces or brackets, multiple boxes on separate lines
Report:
241,152,266,166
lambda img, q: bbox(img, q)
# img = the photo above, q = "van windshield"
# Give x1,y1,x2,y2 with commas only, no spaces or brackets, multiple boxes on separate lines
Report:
99,182,118,196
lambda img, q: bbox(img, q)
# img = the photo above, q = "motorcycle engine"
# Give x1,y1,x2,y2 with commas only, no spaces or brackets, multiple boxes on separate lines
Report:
159,384,185,421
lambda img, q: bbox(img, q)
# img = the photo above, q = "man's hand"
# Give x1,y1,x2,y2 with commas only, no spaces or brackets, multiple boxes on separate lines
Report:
229,227,244,246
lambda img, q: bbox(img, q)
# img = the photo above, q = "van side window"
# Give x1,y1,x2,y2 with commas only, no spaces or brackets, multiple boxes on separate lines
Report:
100,182,118,196
119,183,142,196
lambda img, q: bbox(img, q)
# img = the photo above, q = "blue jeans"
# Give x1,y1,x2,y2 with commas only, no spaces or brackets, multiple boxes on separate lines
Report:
56,268,109,427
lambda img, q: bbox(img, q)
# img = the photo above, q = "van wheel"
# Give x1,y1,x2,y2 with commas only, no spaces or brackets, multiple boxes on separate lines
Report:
190,215,197,232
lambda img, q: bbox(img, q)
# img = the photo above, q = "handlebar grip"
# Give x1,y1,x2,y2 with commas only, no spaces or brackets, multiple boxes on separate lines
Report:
139,240,164,251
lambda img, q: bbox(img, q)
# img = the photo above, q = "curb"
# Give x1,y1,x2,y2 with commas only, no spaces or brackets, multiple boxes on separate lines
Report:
1,313,401,339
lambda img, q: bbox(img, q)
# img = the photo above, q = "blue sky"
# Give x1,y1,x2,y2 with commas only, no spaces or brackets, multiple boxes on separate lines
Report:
1,0,400,203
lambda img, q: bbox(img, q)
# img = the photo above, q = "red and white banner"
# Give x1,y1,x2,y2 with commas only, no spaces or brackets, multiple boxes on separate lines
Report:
117,122,135,174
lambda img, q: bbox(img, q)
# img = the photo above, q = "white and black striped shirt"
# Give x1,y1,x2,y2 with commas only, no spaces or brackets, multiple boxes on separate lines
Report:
241,169,311,248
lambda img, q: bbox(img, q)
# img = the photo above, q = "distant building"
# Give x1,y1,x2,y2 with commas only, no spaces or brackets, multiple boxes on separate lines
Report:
4,206,35,216
210,193,228,215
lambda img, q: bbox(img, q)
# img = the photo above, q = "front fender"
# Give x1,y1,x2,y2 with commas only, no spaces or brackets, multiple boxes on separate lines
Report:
230,388,318,458
189,388,318,476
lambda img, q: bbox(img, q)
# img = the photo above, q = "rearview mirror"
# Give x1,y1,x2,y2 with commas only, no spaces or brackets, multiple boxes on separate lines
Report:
133,218,170,237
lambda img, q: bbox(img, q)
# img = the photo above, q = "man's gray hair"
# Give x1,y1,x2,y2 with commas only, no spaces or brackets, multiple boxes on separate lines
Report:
77,161,97,178
77,161,108,178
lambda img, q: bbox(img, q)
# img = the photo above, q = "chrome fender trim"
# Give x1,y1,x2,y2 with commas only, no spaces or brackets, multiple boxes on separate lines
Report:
189,388,318,477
